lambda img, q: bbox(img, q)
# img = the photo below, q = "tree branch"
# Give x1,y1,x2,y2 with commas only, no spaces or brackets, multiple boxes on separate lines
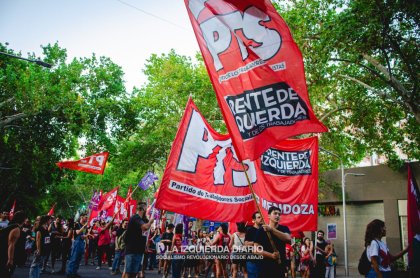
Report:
319,107,352,122
0,97,14,109
338,74,397,101
0,113,26,129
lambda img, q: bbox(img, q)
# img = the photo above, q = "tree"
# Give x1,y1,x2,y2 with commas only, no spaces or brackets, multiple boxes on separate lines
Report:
272,0,419,168
0,43,138,215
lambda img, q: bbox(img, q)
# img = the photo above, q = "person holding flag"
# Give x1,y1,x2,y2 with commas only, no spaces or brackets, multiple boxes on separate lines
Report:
123,202,154,278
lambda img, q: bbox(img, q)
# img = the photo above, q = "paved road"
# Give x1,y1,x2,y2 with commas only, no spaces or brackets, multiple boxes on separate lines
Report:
13,263,360,278
13,264,162,278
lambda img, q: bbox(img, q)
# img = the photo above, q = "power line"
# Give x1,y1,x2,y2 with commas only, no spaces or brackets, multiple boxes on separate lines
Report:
116,0,189,31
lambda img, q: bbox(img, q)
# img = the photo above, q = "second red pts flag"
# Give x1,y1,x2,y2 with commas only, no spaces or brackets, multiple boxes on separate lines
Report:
185,0,327,161
56,152,109,175
155,98,257,222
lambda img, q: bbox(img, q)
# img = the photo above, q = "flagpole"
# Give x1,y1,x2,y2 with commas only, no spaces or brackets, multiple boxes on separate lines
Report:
241,162,281,264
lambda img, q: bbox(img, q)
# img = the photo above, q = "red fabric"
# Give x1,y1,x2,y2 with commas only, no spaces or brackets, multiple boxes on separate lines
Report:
125,186,133,218
9,200,16,220
98,187,119,211
407,164,420,260
56,152,109,175
47,203,56,216
184,0,327,161
156,98,318,231
97,227,111,246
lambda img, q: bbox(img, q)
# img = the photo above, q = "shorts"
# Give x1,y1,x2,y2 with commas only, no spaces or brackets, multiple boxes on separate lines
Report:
124,253,143,274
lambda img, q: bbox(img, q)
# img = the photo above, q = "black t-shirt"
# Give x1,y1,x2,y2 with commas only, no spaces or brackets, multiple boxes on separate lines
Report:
316,239,328,257
245,226,259,263
255,224,290,275
161,232,174,248
125,214,146,254
38,227,52,256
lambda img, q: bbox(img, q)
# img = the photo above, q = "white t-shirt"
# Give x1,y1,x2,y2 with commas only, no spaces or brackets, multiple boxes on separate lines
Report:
366,240,391,272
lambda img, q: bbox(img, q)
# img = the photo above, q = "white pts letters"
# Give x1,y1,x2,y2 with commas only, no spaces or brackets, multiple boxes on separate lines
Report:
177,110,256,186
188,0,281,71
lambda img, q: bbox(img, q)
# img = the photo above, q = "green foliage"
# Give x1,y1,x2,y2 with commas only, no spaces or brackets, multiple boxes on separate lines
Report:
273,0,419,170
0,43,138,216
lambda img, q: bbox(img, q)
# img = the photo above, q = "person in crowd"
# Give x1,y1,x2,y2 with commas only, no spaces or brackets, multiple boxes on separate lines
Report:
170,223,184,278
58,218,73,275
41,216,53,274
96,215,115,270
254,206,291,278
300,237,312,278
364,219,409,278
245,211,263,278
29,215,52,278
285,242,294,278
13,215,30,267
66,213,92,278
230,222,247,278
0,210,26,278
160,223,174,277
123,202,154,278
49,215,63,273
111,218,128,275
325,241,336,278
211,223,231,278
314,230,328,277
0,211,10,228
147,227,159,271
85,220,99,266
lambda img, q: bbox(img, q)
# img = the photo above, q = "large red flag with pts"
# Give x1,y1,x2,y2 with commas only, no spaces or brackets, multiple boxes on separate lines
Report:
184,0,327,161
56,152,109,175
156,98,318,231
407,164,420,261
98,186,119,211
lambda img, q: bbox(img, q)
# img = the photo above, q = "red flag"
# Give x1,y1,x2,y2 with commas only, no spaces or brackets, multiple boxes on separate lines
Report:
56,152,109,175
407,164,420,261
48,203,56,216
9,200,16,220
184,0,327,161
98,186,119,211
156,98,318,231
125,186,133,218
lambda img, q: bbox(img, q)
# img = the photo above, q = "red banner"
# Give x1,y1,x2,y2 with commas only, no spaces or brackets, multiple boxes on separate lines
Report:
184,0,327,161
156,98,318,231
407,164,420,260
89,196,136,225
9,200,16,220
47,203,56,216
98,186,119,211
56,152,109,175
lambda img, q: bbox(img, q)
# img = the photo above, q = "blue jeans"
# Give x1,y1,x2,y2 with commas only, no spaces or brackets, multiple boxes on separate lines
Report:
124,253,143,274
67,238,85,275
171,259,184,278
148,253,157,269
366,268,391,278
246,261,258,278
29,254,45,278
112,250,123,272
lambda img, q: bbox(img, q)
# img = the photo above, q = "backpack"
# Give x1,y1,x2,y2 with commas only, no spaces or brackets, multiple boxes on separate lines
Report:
117,230,127,250
358,249,371,275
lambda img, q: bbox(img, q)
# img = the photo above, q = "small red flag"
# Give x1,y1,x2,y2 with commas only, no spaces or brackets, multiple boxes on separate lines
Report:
125,186,133,218
9,200,16,220
48,203,56,216
98,186,119,211
56,152,109,175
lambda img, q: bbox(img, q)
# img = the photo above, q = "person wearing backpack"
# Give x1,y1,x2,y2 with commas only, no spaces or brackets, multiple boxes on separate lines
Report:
0,211,26,278
364,219,409,278
111,218,128,275
324,241,336,278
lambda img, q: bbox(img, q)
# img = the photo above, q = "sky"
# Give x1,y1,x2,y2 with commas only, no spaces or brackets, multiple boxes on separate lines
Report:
0,0,200,90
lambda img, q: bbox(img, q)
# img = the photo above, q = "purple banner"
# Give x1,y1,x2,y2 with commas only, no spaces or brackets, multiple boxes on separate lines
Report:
138,171,159,190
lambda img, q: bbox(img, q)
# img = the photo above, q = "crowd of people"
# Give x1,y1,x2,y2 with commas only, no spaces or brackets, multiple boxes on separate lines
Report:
0,205,344,278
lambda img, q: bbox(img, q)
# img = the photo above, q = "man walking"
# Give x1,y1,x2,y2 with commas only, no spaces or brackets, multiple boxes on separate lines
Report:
123,202,154,278
245,211,263,278
254,207,291,278
66,213,90,278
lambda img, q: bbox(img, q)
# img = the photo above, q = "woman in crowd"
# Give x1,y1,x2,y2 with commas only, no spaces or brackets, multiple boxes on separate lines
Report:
230,222,247,278
211,224,230,278
364,219,409,278
299,237,311,278
171,223,184,278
